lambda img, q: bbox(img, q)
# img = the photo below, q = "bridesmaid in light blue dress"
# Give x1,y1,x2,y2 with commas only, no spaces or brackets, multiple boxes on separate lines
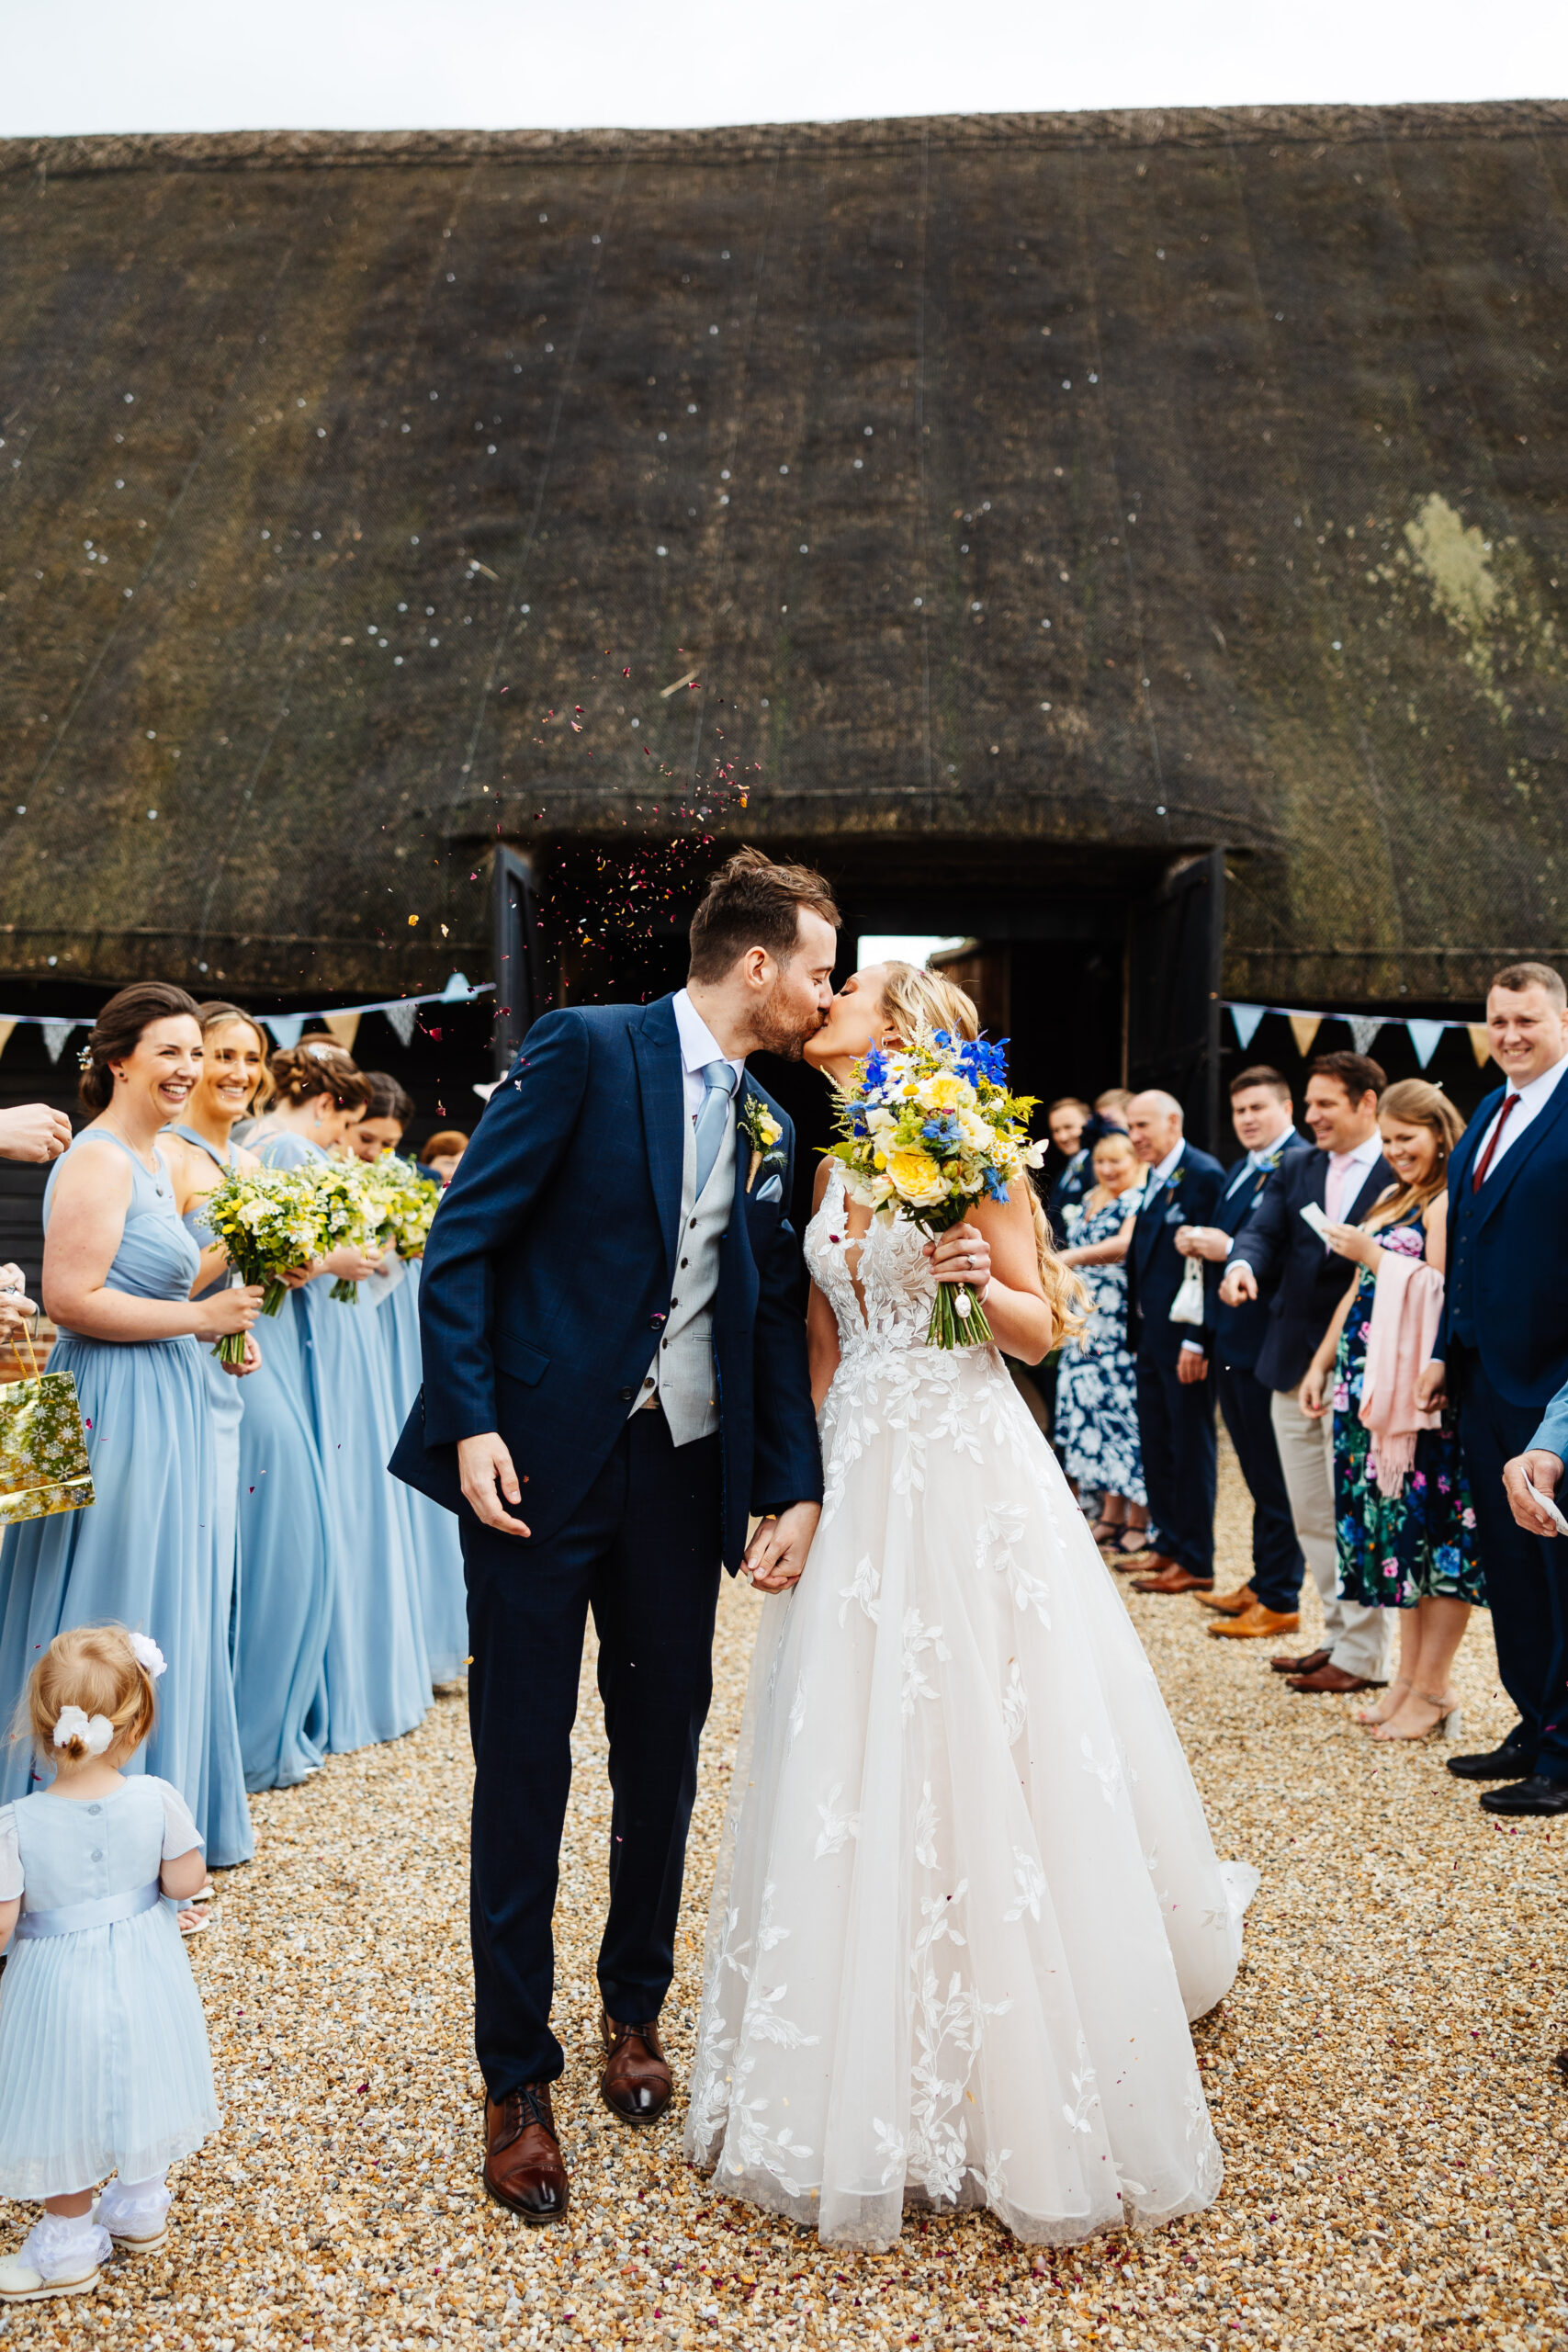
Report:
352,1076,468,1688
163,1006,335,1792
0,986,258,1867
249,1043,430,1753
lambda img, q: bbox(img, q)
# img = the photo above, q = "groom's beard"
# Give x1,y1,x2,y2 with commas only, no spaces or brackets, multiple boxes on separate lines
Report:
750,990,827,1063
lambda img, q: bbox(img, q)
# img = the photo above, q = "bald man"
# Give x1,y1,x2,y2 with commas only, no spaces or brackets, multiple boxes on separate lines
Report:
1123,1091,1226,1595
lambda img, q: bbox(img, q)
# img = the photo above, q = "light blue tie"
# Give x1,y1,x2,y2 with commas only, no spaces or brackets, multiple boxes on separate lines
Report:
694,1060,739,1198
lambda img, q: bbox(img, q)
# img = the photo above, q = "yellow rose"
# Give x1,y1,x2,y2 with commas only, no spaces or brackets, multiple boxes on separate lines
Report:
917,1072,976,1114
887,1148,948,1209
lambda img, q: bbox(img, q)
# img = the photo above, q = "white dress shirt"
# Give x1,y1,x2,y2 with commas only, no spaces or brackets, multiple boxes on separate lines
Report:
1472,1050,1568,1177
1222,1121,1297,1201
671,989,747,1128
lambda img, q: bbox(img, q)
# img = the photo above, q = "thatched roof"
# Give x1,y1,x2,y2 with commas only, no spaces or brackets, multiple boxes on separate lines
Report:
3,104,1567,1002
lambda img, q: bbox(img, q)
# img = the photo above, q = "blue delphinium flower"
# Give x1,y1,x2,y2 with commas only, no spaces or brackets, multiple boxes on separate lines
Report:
982,1162,1011,1201
920,1114,962,1153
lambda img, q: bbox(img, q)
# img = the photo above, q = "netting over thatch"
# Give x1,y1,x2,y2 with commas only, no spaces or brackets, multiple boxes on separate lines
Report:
3,105,1566,1001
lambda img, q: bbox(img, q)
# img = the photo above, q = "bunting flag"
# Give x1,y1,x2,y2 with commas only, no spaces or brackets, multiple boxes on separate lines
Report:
1222,1002,1499,1074
1287,1012,1322,1058
1228,1004,1267,1050
0,1021,16,1063
1406,1020,1446,1069
384,1001,419,1047
321,1011,362,1054
1468,1024,1492,1067
40,1021,77,1064
1347,1015,1384,1055
0,976,492,1070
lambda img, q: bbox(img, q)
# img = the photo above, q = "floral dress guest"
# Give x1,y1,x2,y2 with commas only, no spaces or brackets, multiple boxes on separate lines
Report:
1055,1132,1148,1556
1301,1080,1483,1744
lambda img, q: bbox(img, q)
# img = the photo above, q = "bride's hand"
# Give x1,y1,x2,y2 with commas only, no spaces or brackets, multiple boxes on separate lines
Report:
927,1223,991,1293
744,1502,820,1593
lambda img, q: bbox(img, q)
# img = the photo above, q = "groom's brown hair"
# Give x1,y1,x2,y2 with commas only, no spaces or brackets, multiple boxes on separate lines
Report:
687,846,840,982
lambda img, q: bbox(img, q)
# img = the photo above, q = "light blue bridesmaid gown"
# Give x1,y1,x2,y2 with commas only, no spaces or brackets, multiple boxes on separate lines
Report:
256,1135,430,1751
0,1132,254,1867
167,1126,243,1670
183,1129,335,1793
378,1251,468,1686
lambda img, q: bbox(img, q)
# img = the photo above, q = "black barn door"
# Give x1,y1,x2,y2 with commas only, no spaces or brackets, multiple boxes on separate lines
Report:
491,848,548,1076
1126,851,1225,1153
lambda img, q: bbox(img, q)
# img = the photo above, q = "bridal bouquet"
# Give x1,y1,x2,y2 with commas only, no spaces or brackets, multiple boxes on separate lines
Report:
356,1155,442,1259
827,1029,1043,1348
197,1164,322,1363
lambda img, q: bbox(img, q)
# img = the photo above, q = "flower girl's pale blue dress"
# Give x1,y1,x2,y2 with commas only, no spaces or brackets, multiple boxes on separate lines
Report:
378,1252,468,1685
0,1135,253,1867
0,1780,220,2197
259,1136,429,1751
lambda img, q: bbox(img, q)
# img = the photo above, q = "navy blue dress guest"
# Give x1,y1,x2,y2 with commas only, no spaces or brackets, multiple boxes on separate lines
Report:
394,848,833,2223
1426,963,1568,1811
1122,1094,1225,1594
1174,1069,1314,1638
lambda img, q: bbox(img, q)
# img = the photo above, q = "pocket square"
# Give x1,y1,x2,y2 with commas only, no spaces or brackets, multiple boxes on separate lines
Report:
754,1172,784,1204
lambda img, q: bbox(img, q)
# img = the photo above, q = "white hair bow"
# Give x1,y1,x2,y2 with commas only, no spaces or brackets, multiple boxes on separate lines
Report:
128,1632,166,1681
53,1705,115,1757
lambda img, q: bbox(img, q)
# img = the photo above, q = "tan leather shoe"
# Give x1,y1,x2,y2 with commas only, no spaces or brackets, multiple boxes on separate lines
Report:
1208,1603,1301,1639
600,2012,672,2125
483,2086,569,2222
1131,1563,1214,1595
1270,1645,1331,1676
1195,1584,1258,1615
1286,1661,1387,1694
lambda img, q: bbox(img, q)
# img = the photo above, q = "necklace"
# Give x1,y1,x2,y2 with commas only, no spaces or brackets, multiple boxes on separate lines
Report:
99,1110,166,1193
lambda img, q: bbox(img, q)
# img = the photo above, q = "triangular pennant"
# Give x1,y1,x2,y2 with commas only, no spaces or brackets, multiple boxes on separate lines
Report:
1406,1019,1446,1069
265,1014,306,1051
0,1019,17,1064
1348,1015,1383,1056
322,1011,361,1054
1287,1012,1321,1058
1468,1023,1493,1068
1229,1003,1267,1051
40,1020,77,1064
440,970,472,1002
384,1001,419,1047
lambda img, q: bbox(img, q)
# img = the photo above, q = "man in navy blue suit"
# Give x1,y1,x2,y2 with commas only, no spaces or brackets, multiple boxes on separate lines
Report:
393,850,834,2220
1416,963,1568,1813
1122,1091,1226,1595
1173,1067,1314,1638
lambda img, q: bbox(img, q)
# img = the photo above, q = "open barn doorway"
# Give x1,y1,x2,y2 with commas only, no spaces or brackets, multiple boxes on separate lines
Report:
520,840,1226,1239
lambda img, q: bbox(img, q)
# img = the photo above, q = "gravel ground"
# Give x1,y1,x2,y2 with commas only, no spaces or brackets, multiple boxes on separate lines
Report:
3,1436,1565,2350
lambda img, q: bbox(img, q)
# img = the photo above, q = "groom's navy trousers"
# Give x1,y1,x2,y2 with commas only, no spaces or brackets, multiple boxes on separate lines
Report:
466,1407,723,2090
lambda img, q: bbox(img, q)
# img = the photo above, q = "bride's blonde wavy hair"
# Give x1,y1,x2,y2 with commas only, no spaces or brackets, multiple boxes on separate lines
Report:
875,963,1088,1344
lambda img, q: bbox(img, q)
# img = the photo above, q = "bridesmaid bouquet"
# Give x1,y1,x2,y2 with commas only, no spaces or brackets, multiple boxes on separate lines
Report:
827,1029,1043,1349
357,1156,443,1259
198,1166,322,1362
306,1158,382,1303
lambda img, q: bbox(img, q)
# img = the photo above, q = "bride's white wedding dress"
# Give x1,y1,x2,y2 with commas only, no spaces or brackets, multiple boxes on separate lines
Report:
684,1163,1258,2248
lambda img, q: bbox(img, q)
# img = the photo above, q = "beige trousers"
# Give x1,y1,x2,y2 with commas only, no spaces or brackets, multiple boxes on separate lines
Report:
1269,1387,1393,1681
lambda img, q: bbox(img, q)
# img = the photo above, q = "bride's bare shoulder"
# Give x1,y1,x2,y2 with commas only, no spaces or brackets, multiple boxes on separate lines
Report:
811,1157,838,1211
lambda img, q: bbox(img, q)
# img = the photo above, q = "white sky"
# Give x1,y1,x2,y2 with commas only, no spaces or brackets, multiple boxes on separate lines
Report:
5,1,1567,138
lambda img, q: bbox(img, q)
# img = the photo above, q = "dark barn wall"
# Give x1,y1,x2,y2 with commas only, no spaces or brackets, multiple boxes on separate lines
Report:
1,106,1567,1016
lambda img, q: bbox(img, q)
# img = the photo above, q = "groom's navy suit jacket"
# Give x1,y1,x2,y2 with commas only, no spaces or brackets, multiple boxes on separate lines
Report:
390,992,823,1571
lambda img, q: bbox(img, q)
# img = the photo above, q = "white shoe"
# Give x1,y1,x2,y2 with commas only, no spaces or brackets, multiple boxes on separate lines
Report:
96,2179,171,2255
0,2216,110,2301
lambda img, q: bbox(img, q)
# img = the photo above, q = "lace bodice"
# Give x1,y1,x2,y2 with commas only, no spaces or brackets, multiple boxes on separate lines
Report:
805,1161,942,1361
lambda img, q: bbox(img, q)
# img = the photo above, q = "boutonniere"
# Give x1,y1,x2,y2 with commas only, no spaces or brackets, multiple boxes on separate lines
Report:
740,1093,784,1193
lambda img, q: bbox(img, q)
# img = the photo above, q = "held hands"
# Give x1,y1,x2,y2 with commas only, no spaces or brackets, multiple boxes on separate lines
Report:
0,1103,72,1164
1219,1261,1258,1307
926,1223,991,1294
1415,1360,1447,1413
1323,1222,1381,1269
1504,1450,1566,1537
1176,1226,1231,1263
741,1501,821,1593
196,1283,265,1340
457,1431,530,1538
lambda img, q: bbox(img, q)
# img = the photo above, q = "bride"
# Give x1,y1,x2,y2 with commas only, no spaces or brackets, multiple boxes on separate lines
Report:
684,962,1257,2249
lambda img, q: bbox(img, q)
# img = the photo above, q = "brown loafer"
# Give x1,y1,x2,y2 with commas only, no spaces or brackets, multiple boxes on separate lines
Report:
1270,1645,1331,1676
482,2085,569,2223
1131,1564,1214,1595
1285,1662,1387,1694
1208,1603,1301,1639
1195,1584,1257,1615
600,2011,672,2125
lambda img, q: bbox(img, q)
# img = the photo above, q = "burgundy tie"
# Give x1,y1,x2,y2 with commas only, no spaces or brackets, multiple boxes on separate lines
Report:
1472,1093,1520,1192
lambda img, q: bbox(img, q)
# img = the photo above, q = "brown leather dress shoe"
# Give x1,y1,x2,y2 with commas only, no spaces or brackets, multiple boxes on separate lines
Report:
483,2086,569,2223
600,2012,672,2125
1270,1644,1332,1676
1285,1661,1387,1694
1208,1602,1301,1639
1131,1563,1214,1595
1196,1584,1258,1615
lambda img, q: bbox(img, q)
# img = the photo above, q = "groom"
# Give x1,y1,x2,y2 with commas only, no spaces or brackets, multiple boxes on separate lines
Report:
392,848,833,2222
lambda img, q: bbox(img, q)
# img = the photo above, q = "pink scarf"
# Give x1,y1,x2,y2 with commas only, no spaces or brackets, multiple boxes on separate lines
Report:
1358,1250,1444,1498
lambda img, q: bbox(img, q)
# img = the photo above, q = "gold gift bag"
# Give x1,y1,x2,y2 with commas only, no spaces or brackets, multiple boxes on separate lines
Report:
0,1328,95,1528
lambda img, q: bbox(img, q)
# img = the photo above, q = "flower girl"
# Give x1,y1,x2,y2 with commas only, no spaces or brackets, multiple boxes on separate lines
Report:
0,1624,220,2302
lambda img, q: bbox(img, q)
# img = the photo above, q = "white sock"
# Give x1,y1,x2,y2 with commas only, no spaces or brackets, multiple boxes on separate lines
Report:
17,2210,111,2280
97,2173,170,2233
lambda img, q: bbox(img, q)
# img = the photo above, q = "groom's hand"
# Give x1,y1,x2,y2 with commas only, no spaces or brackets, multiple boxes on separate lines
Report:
743,1501,820,1593
457,1432,531,1537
